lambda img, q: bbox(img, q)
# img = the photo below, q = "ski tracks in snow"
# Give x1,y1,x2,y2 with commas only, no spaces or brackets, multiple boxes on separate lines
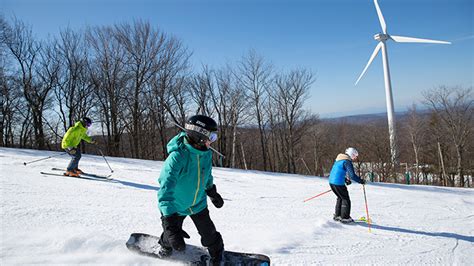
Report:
2,148,474,265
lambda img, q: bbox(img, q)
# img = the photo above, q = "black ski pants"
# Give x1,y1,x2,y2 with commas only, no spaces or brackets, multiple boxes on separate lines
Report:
330,184,351,219
159,208,224,258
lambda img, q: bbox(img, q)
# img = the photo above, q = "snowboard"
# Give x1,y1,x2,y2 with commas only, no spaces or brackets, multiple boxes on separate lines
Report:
126,233,270,266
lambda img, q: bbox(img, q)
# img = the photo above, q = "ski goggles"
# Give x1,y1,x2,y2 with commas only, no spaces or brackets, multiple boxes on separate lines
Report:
85,121,92,128
185,124,218,143
209,132,218,143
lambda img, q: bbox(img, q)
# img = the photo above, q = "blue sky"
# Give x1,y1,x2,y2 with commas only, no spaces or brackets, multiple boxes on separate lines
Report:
2,0,473,117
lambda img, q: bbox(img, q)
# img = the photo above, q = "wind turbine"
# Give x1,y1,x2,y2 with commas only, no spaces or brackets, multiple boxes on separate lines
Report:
355,0,450,165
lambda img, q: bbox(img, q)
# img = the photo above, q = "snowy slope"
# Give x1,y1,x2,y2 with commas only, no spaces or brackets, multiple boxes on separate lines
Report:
1,147,473,265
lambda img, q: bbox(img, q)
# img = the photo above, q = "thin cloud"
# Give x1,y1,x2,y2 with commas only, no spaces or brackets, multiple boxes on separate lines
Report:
450,34,474,43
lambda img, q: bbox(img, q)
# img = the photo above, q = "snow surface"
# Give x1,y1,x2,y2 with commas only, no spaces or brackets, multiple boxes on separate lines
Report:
1,147,473,265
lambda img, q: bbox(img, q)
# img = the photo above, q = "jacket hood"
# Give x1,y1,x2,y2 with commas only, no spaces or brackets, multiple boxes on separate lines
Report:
335,153,351,161
74,121,85,128
166,132,186,154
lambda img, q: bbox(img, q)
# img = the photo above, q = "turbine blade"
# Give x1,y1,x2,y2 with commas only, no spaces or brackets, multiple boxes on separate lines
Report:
355,42,382,85
374,0,387,34
390,35,451,44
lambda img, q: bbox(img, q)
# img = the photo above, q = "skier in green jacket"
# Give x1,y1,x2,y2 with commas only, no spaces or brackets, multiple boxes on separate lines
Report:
157,115,224,266
61,117,96,177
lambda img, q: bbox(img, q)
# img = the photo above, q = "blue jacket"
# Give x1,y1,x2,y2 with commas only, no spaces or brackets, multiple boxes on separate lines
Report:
328,154,362,185
158,132,214,217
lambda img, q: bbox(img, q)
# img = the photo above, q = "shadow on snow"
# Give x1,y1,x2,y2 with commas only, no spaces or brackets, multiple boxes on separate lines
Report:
356,223,474,243
111,178,160,191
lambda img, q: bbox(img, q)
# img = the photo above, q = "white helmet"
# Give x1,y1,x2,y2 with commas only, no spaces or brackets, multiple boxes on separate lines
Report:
345,147,359,160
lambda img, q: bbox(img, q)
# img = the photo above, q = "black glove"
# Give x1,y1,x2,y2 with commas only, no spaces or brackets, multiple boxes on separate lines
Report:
66,148,77,155
345,178,352,185
359,179,366,185
162,214,189,251
206,184,224,208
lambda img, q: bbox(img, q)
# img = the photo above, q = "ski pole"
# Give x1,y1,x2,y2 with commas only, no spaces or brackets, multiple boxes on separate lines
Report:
303,189,332,202
362,184,372,233
97,148,114,173
23,152,67,166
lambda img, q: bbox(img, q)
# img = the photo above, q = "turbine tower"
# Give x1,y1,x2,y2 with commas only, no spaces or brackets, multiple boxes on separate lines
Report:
355,0,450,165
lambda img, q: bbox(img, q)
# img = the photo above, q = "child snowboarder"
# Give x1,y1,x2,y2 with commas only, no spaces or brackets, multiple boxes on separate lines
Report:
157,115,225,266
61,117,96,177
328,147,365,223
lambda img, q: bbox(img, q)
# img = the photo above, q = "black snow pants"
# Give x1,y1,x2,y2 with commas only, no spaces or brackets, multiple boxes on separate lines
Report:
330,184,351,219
159,208,224,259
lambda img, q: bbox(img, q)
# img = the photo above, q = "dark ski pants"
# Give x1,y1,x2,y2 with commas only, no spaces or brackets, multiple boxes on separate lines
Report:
66,147,81,171
159,208,224,258
330,184,351,219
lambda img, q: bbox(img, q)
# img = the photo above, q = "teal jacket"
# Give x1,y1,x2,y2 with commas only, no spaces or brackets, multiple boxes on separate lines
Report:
158,132,214,217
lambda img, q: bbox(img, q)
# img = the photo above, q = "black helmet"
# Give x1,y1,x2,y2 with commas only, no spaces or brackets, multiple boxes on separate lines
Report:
82,117,92,127
185,115,217,144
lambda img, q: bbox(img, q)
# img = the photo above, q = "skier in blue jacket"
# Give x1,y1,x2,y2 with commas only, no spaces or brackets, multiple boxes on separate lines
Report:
157,115,224,266
328,147,365,223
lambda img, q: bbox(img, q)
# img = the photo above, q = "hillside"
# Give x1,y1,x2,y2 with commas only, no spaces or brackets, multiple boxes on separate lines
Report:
1,147,473,265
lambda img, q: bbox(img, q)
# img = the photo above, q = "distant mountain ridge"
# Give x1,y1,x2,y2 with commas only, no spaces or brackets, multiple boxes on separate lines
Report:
322,109,431,124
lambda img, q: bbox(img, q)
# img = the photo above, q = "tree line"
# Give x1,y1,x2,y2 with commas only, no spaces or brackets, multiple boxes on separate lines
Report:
1,17,472,187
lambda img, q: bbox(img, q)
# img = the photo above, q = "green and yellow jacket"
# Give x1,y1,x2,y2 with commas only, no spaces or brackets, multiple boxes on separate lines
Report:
158,132,214,217
61,121,92,149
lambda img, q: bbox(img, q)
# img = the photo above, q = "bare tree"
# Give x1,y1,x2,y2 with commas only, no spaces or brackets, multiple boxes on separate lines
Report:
35,38,61,148
1,16,10,146
115,21,166,158
406,104,427,183
1,18,32,148
307,121,327,176
239,50,273,171
1,19,32,148
210,64,248,167
4,18,52,149
167,75,190,126
266,92,283,172
426,113,451,186
87,25,127,156
272,69,314,173
209,67,230,165
54,27,95,133
150,35,191,159
423,86,473,187
358,121,393,182
0,64,21,147
190,65,213,116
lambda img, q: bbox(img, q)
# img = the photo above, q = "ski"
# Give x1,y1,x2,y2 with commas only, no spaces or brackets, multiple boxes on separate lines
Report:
357,216,373,223
332,216,374,224
40,171,111,182
79,172,113,179
347,217,374,225
51,168,113,179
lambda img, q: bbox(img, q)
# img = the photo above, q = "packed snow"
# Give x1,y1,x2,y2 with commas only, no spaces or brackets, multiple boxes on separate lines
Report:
1,147,473,265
